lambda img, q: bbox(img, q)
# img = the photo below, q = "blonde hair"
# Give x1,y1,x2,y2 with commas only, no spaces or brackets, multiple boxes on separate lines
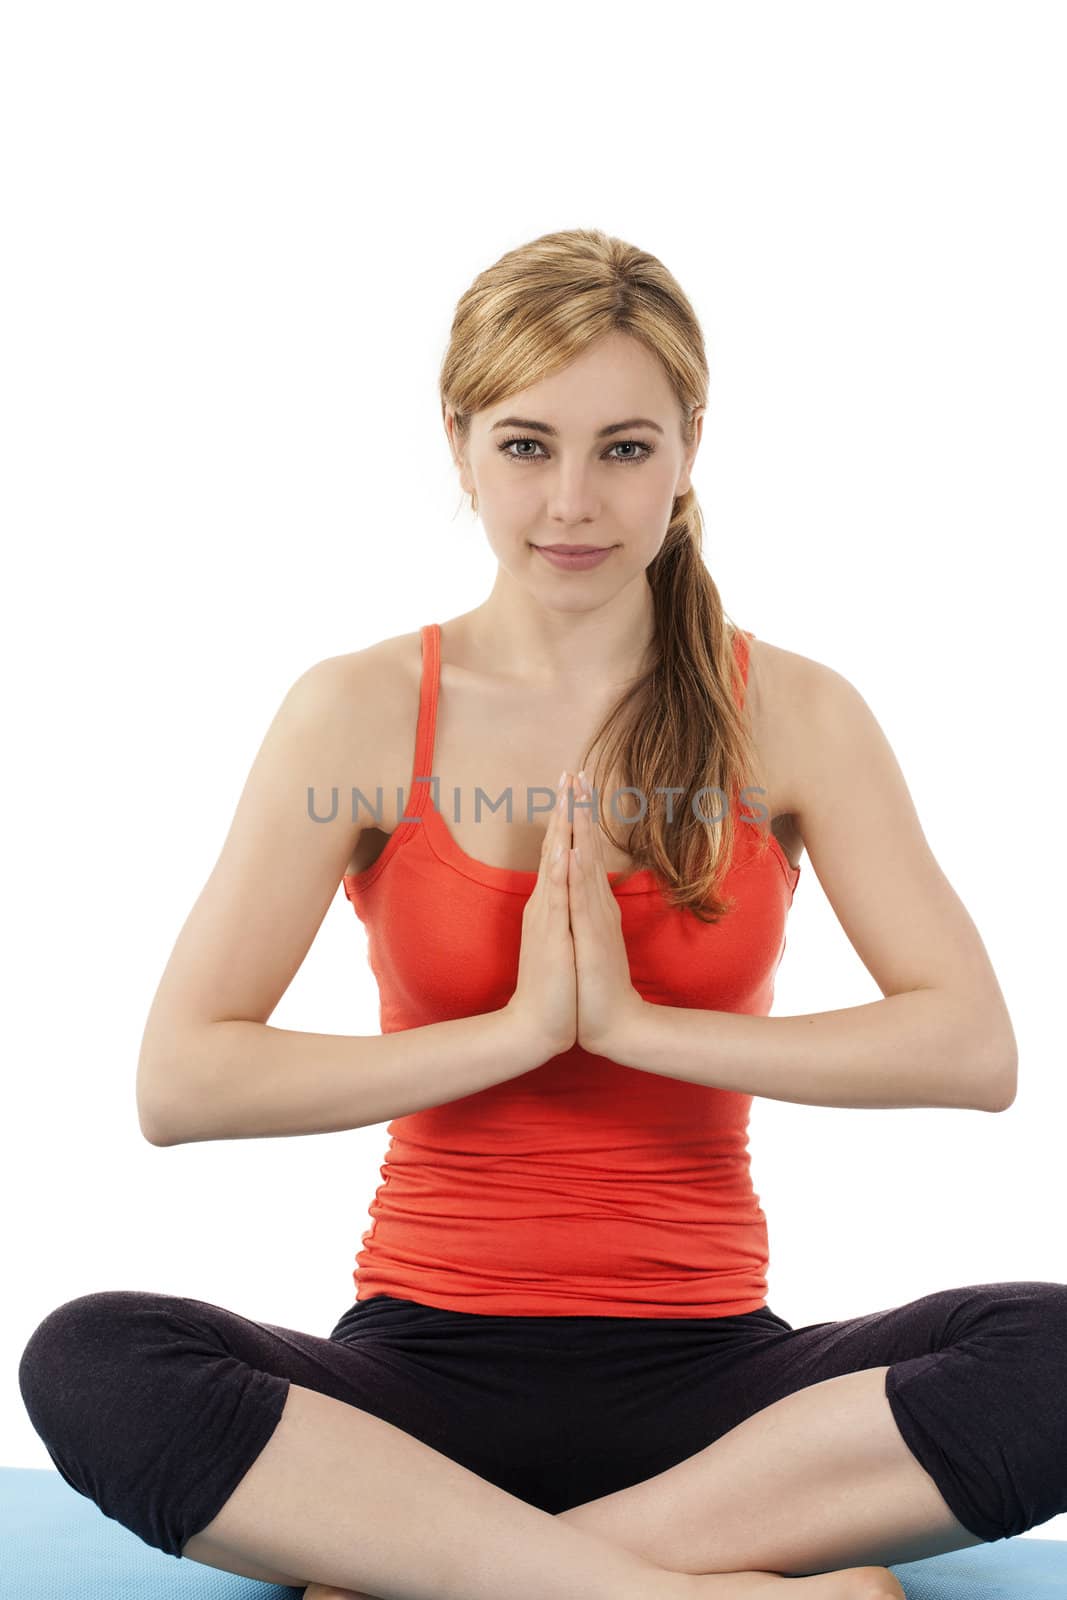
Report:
439,227,773,922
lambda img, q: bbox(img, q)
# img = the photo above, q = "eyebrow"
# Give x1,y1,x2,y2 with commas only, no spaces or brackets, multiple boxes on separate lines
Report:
489,415,665,439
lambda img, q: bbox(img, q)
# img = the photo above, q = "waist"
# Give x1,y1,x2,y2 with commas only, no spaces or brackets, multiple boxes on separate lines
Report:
354,1160,770,1316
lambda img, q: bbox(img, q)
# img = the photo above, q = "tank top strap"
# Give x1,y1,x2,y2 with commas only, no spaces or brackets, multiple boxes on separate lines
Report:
409,622,441,820
731,625,755,712
413,624,749,817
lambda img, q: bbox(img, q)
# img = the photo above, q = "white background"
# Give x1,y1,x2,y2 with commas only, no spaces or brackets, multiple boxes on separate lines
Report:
4,0,1065,1551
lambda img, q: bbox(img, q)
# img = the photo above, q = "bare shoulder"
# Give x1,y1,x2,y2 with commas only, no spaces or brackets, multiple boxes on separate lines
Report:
746,631,1017,1093
744,632,891,840
743,634,833,816
309,629,421,732
320,629,434,813
315,628,418,690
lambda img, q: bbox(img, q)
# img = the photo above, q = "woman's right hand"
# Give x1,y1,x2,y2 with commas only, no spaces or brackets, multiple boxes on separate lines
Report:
503,771,578,1061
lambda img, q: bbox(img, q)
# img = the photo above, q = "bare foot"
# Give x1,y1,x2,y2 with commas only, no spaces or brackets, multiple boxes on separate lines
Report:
690,1565,904,1598
302,1584,378,1600
300,1567,903,1600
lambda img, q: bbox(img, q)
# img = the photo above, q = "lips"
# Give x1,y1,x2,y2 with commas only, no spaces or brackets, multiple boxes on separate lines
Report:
534,543,616,571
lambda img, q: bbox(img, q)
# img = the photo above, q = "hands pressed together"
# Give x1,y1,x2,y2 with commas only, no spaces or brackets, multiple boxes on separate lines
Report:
505,769,645,1061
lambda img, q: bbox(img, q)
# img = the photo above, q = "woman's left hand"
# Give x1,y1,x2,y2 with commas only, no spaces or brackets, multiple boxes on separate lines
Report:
567,769,646,1056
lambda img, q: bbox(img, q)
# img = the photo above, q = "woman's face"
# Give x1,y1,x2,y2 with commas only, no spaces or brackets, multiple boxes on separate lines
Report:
447,332,704,607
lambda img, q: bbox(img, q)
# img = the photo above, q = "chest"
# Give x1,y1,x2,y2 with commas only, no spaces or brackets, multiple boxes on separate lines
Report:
346,642,804,880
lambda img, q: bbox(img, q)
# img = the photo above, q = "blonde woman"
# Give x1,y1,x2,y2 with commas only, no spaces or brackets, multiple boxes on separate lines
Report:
20,229,1063,1600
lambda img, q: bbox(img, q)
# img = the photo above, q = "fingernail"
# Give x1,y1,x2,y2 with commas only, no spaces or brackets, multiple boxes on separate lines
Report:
558,769,568,790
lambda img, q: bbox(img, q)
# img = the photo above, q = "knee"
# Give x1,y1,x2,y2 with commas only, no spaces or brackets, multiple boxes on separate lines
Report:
21,1289,143,1367
1033,1281,1067,1313
18,1290,160,1436
966,1280,1067,1340
1004,1281,1067,1338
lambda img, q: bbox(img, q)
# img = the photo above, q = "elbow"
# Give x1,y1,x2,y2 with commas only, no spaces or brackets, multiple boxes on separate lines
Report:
983,1068,1017,1112
137,1023,219,1146
137,1058,186,1146
979,1041,1018,1113
141,1115,177,1147
138,1085,191,1146
964,1002,1018,1112
137,1027,220,1145
138,1096,176,1146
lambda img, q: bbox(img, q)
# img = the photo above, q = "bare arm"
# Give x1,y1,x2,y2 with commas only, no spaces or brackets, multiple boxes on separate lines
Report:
142,1008,542,1145
136,646,548,1148
596,651,1017,1113
593,989,1010,1111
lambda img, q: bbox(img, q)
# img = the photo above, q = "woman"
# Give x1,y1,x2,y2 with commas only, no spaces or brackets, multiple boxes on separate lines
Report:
18,229,1066,1600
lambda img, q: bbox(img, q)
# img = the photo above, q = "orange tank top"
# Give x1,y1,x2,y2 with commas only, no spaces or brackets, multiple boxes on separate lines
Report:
342,622,801,1317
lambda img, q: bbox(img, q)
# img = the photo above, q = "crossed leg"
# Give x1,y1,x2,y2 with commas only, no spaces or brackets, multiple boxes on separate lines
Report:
557,1365,985,1579
303,1363,973,1599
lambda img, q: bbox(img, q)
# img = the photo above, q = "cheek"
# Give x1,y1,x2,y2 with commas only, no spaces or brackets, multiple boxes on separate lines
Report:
477,474,671,548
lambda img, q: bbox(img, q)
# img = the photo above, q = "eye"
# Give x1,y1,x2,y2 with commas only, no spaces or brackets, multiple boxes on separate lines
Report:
496,435,655,466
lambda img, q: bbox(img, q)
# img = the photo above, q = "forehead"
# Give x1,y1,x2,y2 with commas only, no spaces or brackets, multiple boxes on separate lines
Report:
481,337,674,433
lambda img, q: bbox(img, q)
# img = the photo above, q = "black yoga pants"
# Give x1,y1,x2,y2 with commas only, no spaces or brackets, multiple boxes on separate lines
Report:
17,1279,1067,1563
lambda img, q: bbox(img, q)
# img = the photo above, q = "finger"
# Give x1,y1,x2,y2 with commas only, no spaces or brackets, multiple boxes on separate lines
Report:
572,769,588,854
561,772,576,872
569,772,606,916
548,771,572,886
572,770,594,879
567,778,584,898
536,779,558,889
567,829,584,910
576,769,609,901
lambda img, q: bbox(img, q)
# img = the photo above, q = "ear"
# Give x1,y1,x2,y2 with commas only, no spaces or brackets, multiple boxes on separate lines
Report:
443,408,471,490
443,406,459,461
678,406,706,495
